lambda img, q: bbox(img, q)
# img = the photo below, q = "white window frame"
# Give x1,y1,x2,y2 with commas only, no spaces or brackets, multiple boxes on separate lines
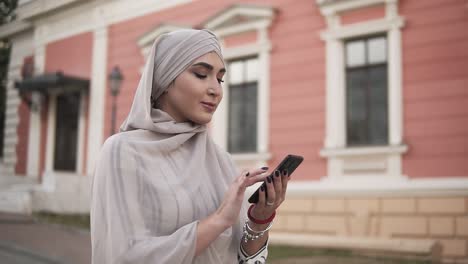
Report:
317,0,408,180
203,5,275,168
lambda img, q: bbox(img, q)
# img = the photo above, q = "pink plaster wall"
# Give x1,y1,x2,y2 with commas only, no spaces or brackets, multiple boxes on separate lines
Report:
400,0,468,178
341,4,385,25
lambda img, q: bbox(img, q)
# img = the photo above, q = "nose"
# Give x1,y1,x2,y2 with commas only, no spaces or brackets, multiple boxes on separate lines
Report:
208,80,222,97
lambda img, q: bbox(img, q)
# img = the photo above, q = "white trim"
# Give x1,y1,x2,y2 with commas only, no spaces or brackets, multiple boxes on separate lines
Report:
285,177,468,197
32,0,192,45
319,0,405,179
26,43,45,179
203,4,275,30
215,19,272,38
0,20,32,39
76,90,86,175
320,144,407,157
86,25,107,176
320,17,404,40
45,94,56,173
317,0,395,16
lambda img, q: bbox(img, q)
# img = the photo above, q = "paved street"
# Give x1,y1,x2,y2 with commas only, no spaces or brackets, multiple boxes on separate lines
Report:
0,213,90,264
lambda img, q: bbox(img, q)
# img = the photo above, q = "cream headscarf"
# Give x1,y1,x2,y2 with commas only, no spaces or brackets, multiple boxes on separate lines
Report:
90,29,244,264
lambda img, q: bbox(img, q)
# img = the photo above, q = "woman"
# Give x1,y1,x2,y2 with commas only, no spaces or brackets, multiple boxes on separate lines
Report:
90,29,290,264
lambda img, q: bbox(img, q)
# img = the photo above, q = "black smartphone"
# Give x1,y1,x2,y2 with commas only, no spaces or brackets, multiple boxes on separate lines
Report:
248,154,304,204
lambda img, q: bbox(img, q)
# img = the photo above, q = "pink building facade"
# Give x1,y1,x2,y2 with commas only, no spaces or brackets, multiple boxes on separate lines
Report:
1,0,467,262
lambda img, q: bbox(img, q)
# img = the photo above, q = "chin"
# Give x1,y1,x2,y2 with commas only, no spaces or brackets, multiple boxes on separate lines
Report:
190,114,213,125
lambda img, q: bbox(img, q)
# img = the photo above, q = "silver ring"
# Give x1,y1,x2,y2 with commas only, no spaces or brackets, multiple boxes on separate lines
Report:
266,201,274,206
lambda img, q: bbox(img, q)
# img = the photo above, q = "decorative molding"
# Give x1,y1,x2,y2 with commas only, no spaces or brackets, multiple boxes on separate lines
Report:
285,177,468,197
318,0,405,179
317,0,396,16
320,17,405,40
16,0,88,20
31,0,191,45
320,144,407,157
0,20,32,39
201,4,275,30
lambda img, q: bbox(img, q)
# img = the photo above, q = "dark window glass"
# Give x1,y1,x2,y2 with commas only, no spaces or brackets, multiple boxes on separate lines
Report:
346,36,388,146
54,92,80,171
227,58,258,153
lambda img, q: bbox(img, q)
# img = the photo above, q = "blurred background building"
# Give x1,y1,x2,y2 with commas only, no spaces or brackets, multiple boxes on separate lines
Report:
0,0,467,262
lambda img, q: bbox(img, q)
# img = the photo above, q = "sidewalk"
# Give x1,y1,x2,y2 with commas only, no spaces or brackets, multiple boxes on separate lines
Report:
0,213,91,264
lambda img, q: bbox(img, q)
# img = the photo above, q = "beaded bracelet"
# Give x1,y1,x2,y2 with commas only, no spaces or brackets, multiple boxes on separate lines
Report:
247,204,276,224
242,220,273,243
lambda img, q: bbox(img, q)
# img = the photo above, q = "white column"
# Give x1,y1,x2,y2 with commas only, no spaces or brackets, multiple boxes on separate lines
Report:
86,23,108,175
26,42,45,179
76,90,86,175
45,94,56,172
324,38,346,149
387,0,403,146
257,27,270,154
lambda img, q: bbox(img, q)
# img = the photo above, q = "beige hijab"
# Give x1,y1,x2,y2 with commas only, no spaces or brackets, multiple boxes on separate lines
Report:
90,29,244,264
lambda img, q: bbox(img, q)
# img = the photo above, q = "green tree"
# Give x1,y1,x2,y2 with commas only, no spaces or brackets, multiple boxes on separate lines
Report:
0,0,18,157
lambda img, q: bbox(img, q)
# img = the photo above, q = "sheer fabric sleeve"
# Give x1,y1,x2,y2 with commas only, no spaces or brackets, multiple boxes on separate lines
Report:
90,136,197,264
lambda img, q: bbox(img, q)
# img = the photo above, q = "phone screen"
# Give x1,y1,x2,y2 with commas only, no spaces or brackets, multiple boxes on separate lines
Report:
247,154,304,204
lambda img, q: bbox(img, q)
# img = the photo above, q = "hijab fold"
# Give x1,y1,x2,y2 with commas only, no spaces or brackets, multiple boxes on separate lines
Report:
91,29,245,264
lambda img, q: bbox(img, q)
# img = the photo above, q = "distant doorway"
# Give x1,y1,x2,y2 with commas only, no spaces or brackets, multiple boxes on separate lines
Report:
53,92,80,171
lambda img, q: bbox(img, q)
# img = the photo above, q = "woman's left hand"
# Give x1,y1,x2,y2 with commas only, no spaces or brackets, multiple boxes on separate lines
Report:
250,169,289,223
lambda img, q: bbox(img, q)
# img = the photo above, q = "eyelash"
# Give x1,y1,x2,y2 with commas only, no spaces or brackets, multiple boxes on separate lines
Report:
194,73,224,84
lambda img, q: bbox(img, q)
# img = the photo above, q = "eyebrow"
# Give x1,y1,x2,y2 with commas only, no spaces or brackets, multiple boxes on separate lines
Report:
192,62,226,73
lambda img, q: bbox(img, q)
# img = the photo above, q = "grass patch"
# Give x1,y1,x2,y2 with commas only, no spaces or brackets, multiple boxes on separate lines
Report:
268,245,352,260
33,212,90,230
268,245,433,263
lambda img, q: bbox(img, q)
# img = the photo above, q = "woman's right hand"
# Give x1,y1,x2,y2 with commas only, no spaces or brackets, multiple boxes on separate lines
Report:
215,168,269,227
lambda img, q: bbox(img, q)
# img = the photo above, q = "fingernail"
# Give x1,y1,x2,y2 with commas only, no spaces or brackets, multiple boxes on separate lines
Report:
246,172,250,177
275,170,280,177
261,166,269,170
261,185,265,191
267,176,272,183
282,170,287,176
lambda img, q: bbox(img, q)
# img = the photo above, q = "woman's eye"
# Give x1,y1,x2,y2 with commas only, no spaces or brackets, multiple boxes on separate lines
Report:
194,73,207,79
217,79,225,84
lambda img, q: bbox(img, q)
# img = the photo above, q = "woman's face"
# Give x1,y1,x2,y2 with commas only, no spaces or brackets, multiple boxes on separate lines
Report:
159,52,226,124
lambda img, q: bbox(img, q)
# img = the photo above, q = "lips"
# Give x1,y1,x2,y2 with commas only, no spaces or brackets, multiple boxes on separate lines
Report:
201,102,216,112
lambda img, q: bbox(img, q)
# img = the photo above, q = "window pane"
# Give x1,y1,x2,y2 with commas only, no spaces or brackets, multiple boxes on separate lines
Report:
346,69,368,146
246,58,259,82
346,40,366,67
368,37,387,64
368,66,388,145
228,83,257,153
228,61,244,85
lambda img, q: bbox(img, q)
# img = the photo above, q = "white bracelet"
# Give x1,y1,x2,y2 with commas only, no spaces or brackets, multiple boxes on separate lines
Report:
242,220,273,243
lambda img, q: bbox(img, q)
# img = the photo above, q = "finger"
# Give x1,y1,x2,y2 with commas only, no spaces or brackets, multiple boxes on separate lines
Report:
265,175,276,205
258,184,266,208
272,170,283,202
245,171,269,187
248,167,269,178
281,170,289,200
